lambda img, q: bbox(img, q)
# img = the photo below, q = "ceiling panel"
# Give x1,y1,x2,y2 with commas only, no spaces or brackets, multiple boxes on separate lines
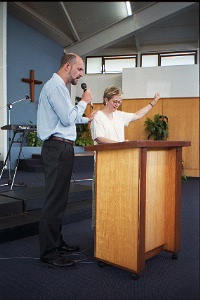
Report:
7,1,199,54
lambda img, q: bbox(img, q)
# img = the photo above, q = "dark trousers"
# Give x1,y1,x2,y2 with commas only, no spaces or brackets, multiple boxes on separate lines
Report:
39,139,74,260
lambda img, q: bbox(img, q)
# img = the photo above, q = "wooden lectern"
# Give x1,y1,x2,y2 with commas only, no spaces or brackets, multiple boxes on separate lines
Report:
84,140,191,277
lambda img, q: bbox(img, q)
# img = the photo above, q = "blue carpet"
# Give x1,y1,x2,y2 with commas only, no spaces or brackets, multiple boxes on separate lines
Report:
0,178,199,300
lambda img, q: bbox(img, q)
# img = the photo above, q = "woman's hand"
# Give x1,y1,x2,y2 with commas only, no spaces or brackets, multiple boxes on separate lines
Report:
151,92,160,106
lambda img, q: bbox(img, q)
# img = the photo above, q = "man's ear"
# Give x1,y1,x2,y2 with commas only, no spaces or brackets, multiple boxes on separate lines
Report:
65,62,71,71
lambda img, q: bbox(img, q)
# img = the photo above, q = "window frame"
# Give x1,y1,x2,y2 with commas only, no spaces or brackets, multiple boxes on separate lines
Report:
85,51,197,74
85,54,137,74
141,50,197,67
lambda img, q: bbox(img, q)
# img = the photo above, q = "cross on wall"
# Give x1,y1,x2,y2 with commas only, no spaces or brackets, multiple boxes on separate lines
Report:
22,70,42,102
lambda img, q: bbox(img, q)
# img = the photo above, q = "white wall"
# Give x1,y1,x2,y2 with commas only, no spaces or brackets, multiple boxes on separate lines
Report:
122,65,199,98
72,65,199,103
0,3,7,162
72,74,122,104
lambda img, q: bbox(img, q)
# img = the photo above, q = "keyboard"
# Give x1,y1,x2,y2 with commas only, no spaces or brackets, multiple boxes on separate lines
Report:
1,124,37,131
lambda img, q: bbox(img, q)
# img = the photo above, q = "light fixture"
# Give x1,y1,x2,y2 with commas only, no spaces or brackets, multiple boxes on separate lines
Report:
126,1,132,16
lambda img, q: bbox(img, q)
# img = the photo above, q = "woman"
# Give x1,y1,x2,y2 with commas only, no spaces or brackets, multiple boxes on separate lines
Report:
90,85,160,144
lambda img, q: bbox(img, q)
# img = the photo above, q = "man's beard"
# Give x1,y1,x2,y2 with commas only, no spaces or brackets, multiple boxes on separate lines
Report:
71,78,78,85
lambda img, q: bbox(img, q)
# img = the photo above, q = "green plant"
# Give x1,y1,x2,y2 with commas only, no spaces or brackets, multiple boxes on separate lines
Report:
144,113,169,140
25,120,43,147
75,122,93,146
26,131,43,147
144,114,187,181
74,97,93,146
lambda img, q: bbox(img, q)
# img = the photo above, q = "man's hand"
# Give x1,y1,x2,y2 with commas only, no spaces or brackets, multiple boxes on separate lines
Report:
88,109,98,121
81,88,93,105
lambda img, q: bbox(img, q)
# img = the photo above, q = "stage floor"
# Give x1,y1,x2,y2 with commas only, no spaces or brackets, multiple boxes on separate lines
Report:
0,170,93,243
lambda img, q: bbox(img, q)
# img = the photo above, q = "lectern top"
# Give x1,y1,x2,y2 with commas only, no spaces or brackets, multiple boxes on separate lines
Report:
84,140,191,152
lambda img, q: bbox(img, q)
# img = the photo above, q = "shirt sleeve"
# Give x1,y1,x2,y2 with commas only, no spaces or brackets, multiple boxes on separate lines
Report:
121,111,135,126
49,86,87,126
90,114,106,140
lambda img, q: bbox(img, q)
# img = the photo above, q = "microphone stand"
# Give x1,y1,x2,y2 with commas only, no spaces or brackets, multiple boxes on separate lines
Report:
0,95,31,189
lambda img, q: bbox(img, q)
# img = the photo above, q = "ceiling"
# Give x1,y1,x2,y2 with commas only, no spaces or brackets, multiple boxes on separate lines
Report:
7,2,199,57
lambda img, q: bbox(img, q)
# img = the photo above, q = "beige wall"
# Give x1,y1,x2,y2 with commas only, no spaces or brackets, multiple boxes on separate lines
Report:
122,97,199,177
87,97,199,177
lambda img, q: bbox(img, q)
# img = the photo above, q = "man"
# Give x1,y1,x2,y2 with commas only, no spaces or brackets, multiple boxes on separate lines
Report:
37,53,97,268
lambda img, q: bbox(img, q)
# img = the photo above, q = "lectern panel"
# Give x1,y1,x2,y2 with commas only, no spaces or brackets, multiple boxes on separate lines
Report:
164,148,180,252
95,148,140,271
145,149,176,253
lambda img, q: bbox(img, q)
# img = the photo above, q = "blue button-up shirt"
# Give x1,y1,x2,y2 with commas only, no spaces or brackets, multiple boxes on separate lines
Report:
37,73,89,141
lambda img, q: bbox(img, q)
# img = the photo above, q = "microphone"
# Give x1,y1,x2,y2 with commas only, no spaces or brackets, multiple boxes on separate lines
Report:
81,83,93,109
26,95,31,101
81,83,87,92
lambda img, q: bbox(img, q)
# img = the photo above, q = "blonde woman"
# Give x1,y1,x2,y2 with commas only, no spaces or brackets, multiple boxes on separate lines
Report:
90,85,160,144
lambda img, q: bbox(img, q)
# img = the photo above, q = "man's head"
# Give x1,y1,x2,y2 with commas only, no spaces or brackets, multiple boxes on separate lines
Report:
59,53,84,85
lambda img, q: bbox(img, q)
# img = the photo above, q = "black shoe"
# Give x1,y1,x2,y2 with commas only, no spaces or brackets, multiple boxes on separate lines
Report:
40,254,75,268
58,242,80,253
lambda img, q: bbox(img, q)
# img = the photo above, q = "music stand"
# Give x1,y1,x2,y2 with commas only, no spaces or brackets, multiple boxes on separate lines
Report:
0,95,31,190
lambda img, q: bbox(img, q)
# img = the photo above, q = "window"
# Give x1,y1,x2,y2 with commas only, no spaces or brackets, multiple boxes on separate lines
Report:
86,57,102,74
160,52,197,66
86,51,197,73
141,51,197,67
86,55,137,74
141,54,158,67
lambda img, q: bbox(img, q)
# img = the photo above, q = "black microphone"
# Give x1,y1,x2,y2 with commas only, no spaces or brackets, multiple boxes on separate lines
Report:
26,95,31,101
81,83,87,92
81,83,93,109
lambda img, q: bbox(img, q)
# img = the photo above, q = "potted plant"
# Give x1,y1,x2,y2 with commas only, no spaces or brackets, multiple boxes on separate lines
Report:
144,113,186,181
26,131,43,147
74,97,93,147
144,113,169,141
75,121,93,146
25,121,43,147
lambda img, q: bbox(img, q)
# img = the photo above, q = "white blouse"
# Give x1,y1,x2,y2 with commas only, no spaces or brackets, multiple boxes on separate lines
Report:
90,110,135,143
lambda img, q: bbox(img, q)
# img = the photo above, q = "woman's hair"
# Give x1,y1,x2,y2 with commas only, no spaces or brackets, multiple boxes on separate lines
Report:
103,86,123,105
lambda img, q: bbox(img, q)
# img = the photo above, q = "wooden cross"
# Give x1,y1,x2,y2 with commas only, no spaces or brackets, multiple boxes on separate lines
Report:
22,70,42,102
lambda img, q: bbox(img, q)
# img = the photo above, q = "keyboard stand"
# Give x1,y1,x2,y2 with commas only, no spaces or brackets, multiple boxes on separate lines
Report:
0,129,27,190
0,97,33,189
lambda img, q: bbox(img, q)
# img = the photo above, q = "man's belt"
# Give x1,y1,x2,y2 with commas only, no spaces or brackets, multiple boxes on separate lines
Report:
49,136,74,145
